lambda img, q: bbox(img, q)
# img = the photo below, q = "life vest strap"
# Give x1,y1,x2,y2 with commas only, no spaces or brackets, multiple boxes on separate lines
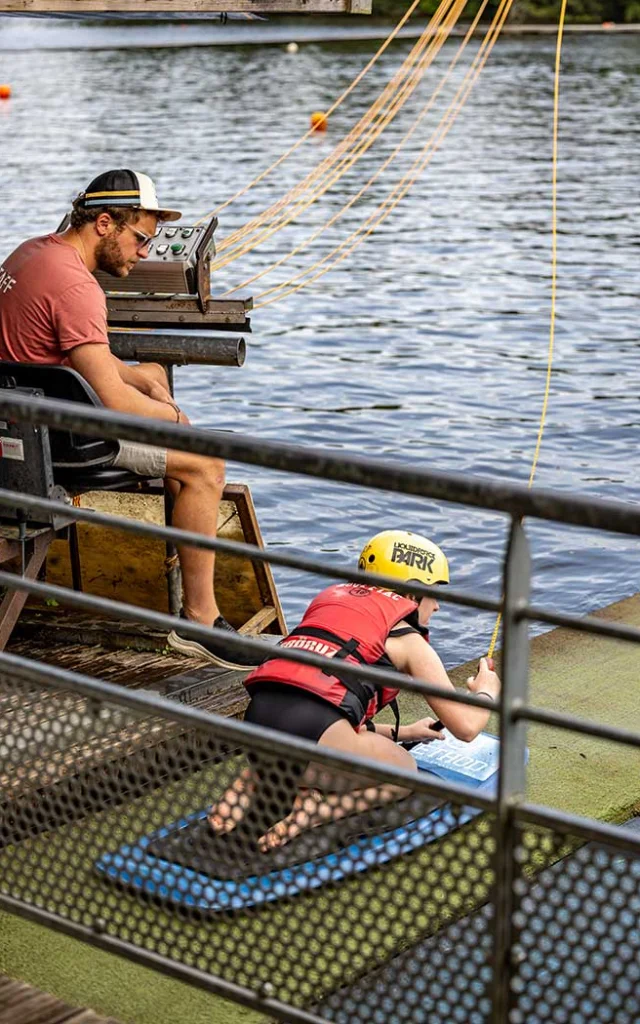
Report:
283,626,401,739
286,626,372,719
286,626,367,663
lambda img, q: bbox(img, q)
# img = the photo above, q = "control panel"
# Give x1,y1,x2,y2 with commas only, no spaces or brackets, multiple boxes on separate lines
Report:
55,211,250,331
94,220,216,296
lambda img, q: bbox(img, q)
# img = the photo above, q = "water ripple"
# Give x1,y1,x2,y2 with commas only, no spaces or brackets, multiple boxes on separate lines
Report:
1,32,638,661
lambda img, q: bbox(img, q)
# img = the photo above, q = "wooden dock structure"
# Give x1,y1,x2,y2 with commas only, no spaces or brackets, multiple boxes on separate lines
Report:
0,973,121,1024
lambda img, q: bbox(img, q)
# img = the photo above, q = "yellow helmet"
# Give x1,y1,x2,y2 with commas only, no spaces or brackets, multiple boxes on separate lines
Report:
358,530,449,588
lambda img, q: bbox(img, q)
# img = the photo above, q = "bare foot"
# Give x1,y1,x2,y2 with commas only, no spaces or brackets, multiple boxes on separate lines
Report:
208,768,255,833
257,783,408,851
258,790,326,851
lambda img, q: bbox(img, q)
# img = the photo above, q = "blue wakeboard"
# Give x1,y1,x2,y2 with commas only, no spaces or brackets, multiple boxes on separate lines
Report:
95,733,499,913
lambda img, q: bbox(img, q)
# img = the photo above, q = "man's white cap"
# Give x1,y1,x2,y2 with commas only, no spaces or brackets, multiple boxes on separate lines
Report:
74,169,181,222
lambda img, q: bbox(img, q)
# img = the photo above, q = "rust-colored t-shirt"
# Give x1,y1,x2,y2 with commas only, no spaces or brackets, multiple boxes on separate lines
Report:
0,233,108,364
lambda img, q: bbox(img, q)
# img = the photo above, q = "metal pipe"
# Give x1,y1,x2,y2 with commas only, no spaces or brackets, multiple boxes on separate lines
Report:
516,802,640,854
0,647,495,808
491,519,531,1024
108,332,246,367
0,569,499,713
0,893,330,1024
2,391,640,537
513,703,640,748
0,488,500,614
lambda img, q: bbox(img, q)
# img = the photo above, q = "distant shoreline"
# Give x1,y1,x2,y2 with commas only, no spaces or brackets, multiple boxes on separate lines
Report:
0,15,638,53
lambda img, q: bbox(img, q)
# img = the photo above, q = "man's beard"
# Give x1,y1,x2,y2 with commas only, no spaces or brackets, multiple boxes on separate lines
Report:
95,232,130,278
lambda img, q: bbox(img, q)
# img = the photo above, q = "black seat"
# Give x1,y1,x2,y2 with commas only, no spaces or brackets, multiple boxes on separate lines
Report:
0,361,142,492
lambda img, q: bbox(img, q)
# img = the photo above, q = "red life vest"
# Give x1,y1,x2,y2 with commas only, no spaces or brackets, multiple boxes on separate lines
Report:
245,583,421,732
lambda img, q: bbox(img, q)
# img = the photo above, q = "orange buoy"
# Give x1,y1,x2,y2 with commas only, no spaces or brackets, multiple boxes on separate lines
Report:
601,20,615,27
0,85,11,100
310,111,328,132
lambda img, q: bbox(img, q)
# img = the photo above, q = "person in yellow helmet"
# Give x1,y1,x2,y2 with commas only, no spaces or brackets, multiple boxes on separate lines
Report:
210,529,501,849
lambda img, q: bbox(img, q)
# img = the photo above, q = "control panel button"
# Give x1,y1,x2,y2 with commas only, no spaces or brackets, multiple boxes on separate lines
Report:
156,244,169,255
165,228,178,238
170,243,185,255
181,228,194,238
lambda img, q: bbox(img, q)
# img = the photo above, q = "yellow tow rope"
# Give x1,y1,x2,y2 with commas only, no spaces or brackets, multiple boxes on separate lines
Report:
487,0,568,659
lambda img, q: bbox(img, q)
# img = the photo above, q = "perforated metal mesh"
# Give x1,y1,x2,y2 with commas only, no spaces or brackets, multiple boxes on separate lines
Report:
320,903,495,1023
4,665,640,1023
0,668,495,1022
510,819,640,1024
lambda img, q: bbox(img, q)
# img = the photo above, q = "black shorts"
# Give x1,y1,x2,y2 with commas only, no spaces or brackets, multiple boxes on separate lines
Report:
239,683,349,832
244,682,348,743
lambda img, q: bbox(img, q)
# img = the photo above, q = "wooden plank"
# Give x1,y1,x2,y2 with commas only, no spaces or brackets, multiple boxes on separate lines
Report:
0,0,370,11
224,483,287,635
0,533,52,650
12,612,191,657
238,605,277,634
43,484,285,635
0,975,121,1024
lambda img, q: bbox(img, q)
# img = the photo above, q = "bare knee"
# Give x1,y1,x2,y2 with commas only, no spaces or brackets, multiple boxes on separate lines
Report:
166,450,225,492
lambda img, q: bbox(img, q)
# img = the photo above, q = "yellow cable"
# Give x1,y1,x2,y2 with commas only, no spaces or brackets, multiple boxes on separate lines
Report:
225,0,487,298
487,0,568,658
214,0,458,266
215,6,448,253
215,0,464,278
254,0,513,308
194,0,423,228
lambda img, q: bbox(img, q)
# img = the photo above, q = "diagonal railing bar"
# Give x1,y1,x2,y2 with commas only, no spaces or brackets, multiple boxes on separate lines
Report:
0,570,499,714
515,803,640,854
0,487,498,613
0,646,497,809
2,391,640,537
512,705,640,748
1,394,639,1024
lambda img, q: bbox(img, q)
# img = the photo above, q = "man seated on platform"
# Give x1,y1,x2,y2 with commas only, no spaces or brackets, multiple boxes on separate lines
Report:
0,168,264,671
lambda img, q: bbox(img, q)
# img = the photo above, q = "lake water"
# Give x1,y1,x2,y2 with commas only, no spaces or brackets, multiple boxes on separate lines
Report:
0,26,638,666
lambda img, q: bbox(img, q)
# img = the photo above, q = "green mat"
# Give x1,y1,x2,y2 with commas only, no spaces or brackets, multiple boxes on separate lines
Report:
2,593,639,1023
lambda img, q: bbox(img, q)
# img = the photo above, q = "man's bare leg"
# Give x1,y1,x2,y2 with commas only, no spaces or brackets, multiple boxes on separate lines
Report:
165,448,225,624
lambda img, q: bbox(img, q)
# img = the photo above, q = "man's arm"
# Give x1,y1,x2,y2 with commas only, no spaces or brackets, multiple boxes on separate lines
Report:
115,360,171,401
68,343,181,422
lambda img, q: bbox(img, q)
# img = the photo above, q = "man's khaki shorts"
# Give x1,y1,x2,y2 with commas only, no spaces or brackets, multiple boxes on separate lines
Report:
112,441,167,479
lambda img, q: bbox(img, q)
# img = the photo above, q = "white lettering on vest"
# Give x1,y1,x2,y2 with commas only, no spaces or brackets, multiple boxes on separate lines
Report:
281,638,337,657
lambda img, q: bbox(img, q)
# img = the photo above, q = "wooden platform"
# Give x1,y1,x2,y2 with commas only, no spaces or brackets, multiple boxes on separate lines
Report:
1,616,257,835
43,482,286,636
7,614,252,715
0,973,121,1024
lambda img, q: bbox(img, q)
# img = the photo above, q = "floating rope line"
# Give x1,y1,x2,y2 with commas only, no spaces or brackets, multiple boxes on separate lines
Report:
194,0,423,229
487,0,568,659
213,3,448,253
252,0,514,310
224,0,488,299
215,0,466,279
213,0,460,268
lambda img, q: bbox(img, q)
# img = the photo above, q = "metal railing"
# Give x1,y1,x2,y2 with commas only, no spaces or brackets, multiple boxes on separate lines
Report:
0,390,638,1024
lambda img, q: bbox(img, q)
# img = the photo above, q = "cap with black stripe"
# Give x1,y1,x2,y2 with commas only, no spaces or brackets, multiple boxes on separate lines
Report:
74,169,181,222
